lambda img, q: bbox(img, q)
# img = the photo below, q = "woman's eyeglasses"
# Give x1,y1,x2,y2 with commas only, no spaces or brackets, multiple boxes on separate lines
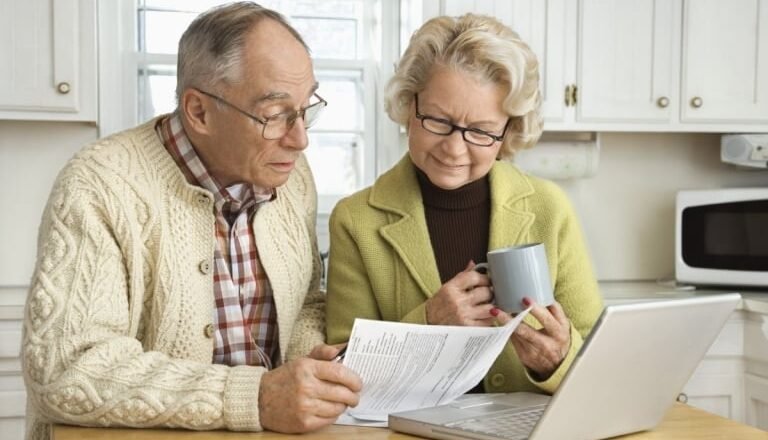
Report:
414,93,509,147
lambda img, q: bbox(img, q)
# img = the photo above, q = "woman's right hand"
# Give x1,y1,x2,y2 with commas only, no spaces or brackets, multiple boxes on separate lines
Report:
425,261,496,326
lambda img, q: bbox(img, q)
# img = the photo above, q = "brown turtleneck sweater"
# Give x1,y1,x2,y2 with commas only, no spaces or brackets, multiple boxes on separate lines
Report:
415,168,491,283
416,168,492,394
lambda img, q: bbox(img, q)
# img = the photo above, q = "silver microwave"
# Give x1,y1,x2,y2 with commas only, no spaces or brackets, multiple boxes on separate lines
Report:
676,188,768,287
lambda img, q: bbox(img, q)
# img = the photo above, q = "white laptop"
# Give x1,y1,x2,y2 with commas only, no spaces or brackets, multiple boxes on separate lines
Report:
388,294,741,440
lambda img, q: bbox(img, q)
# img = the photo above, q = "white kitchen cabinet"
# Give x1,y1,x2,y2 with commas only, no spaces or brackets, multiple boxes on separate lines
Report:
744,308,768,430
0,0,97,122
745,374,768,431
681,0,768,125
0,295,25,440
576,0,678,124
421,0,768,133
678,313,746,422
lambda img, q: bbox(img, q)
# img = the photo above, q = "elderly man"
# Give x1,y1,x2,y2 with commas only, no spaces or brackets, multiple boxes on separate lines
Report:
21,3,361,439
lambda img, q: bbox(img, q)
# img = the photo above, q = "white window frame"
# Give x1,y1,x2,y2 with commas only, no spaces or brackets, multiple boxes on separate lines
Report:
97,0,404,214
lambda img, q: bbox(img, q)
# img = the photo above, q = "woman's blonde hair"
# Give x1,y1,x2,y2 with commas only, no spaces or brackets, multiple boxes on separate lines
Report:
385,14,542,158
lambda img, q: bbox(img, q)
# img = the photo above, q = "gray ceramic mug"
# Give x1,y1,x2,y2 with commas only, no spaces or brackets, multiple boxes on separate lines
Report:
475,243,554,313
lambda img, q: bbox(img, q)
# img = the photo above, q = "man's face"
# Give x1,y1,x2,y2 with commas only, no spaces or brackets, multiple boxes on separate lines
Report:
193,20,318,189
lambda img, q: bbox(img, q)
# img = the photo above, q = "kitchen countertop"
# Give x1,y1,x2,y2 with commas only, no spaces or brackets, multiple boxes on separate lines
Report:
599,280,768,314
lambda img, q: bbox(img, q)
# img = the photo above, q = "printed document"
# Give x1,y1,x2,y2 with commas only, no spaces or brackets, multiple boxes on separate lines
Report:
335,308,530,424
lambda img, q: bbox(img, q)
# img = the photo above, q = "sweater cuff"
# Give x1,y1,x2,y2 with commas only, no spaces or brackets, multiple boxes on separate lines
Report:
224,365,266,431
527,323,584,394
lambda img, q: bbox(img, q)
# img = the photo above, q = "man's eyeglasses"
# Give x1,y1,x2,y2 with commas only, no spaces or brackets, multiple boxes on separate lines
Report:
414,93,509,147
196,88,327,140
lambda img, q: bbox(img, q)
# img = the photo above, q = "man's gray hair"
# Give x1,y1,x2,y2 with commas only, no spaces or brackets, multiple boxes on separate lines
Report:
176,1,308,102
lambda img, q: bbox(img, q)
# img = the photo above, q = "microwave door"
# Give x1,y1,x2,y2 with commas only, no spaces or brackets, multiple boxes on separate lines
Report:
682,200,768,273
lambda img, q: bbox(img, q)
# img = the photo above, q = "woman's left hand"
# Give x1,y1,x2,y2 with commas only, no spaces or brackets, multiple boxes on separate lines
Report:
497,299,571,380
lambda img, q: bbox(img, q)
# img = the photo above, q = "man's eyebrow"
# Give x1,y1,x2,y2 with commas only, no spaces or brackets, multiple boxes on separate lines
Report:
250,83,320,106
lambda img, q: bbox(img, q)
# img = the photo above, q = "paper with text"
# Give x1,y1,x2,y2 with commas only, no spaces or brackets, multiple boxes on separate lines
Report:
339,309,530,422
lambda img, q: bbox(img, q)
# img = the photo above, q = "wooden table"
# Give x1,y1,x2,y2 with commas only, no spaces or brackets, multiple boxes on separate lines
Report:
52,404,767,439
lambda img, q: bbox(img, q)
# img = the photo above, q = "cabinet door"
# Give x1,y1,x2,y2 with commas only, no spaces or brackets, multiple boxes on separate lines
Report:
745,374,768,431
0,0,96,121
682,365,745,422
681,0,768,124
505,0,574,124
422,0,574,123
577,0,679,123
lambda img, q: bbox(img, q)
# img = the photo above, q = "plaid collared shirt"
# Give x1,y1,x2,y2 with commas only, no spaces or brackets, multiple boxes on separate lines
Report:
157,113,279,368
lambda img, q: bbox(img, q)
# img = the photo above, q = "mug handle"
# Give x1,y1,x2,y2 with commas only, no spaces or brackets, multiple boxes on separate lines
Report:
473,262,489,275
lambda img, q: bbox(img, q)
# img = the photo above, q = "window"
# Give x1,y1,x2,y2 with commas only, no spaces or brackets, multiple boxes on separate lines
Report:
113,0,403,213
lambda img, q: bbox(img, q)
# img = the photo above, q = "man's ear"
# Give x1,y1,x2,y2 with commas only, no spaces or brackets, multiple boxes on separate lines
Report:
180,88,212,136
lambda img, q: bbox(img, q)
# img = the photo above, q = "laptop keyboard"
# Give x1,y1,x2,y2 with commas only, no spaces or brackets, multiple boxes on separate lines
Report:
443,404,547,440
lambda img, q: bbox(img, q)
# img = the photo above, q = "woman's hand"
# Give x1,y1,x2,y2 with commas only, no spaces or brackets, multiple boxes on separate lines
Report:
498,299,571,380
425,261,496,326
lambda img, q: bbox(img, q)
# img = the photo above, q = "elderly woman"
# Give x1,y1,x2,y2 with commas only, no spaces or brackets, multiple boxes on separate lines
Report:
326,14,603,394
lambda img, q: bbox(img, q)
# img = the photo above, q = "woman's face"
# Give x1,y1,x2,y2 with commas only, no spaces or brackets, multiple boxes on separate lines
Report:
408,66,508,190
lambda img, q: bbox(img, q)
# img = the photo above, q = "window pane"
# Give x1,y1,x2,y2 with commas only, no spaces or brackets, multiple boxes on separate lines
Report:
138,66,177,120
142,10,198,53
144,0,225,11
292,17,358,59
315,70,363,132
142,1,364,59
306,133,361,195
263,0,361,17
278,1,363,59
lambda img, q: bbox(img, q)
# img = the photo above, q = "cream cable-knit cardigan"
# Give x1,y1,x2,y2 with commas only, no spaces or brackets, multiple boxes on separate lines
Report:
22,117,325,439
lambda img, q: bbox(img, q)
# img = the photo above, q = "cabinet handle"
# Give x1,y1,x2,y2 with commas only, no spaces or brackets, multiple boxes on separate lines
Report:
564,84,578,107
690,96,703,108
57,82,71,94
656,96,670,108
676,393,688,403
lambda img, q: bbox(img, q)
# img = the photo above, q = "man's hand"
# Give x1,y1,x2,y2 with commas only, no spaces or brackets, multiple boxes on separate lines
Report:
259,345,362,433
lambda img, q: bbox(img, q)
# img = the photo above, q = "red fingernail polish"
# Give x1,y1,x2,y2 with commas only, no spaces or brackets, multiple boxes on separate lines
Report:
490,308,499,317
522,297,531,306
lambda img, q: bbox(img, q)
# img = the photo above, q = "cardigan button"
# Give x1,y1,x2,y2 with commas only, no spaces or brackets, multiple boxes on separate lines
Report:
203,324,215,339
490,373,506,388
198,259,211,275
197,195,210,205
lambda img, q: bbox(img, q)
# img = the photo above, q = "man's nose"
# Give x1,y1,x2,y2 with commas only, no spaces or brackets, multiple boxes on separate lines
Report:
280,118,309,150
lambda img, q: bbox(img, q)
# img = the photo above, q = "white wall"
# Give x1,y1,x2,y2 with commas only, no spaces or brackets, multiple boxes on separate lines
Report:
0,121,98,287
561,132,768,281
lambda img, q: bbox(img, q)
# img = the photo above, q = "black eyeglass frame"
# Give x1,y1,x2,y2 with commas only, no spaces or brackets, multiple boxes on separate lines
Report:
413,93,510,147
195,88,327,140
